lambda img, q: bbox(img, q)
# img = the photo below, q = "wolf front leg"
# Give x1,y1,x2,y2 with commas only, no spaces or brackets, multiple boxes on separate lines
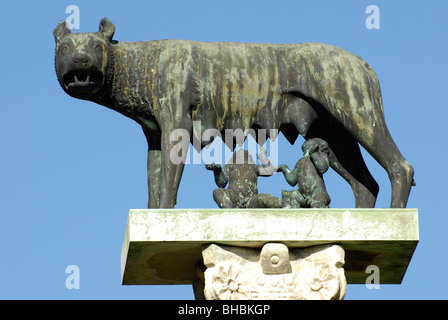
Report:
143,128,162,208
158,121,192,208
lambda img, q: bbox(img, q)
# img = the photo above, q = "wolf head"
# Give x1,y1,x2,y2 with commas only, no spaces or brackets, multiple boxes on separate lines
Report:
54,18,115,100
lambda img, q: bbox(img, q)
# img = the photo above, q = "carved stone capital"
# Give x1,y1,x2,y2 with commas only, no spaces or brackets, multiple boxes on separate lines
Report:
199,243,346,300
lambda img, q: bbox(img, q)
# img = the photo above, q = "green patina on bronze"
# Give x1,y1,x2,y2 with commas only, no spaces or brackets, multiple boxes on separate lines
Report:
279,138,331,208
54,18,414,209
206,148,282,209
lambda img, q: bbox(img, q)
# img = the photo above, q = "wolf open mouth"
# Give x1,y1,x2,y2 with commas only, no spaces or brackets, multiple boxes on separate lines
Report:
63,69,103,90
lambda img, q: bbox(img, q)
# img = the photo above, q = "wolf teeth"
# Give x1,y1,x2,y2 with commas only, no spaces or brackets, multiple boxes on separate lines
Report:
73,75,90,83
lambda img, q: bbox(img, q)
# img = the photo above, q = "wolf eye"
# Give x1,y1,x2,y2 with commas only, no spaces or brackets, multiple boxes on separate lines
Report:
59,44,71,54
94,43,103,52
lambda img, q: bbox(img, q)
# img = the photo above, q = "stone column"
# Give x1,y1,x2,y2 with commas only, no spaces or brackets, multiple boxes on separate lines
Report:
196,243,346,300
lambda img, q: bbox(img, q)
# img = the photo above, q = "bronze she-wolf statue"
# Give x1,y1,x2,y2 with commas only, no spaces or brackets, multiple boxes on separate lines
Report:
54,17,414,209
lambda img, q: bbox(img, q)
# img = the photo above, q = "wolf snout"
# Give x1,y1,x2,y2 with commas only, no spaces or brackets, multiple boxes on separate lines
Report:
72,53,91,67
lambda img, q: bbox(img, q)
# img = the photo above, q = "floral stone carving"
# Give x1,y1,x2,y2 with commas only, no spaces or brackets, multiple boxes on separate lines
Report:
200,243,346,300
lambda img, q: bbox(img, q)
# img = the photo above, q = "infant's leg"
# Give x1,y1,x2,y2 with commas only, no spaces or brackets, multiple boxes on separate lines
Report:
309,180,331,208
247,194,283,208
213,188,239,208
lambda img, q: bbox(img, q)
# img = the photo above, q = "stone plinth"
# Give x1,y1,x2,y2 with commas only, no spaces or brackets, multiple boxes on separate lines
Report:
121,208,418,298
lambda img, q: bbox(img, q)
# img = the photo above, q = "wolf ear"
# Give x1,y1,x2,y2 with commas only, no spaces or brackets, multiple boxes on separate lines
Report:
99,17,115,41
54,21,71,44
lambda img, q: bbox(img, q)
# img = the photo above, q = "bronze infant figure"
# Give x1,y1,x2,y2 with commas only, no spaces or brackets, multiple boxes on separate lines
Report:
278,138,331,208
206,148,282,208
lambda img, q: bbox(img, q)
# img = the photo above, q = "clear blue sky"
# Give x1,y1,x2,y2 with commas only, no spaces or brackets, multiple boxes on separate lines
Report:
0,0,445,299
